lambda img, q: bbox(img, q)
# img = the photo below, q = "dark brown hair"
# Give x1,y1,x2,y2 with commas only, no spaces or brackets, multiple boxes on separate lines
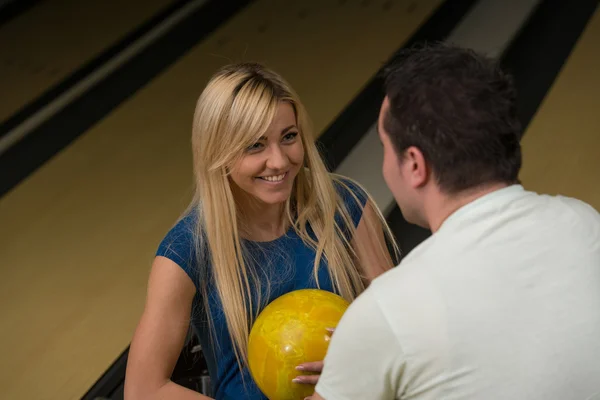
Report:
382,42,522,193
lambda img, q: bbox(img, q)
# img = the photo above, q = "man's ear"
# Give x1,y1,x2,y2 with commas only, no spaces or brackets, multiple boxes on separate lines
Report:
402,146,429,189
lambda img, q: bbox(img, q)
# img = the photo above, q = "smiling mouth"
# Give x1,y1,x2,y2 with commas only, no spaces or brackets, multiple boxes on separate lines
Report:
257,172,287,183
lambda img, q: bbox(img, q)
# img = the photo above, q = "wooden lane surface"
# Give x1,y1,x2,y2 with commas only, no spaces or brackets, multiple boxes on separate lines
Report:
0,0,444,398
0,0,180,123
520,6,600,210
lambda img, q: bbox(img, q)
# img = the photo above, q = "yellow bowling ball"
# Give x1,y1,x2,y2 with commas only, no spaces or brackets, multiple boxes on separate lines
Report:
248,289,349,400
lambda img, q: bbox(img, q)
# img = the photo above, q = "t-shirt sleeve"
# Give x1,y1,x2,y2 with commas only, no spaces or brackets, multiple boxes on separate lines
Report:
334,176,369,233
315,288,405,400
156,210,201,290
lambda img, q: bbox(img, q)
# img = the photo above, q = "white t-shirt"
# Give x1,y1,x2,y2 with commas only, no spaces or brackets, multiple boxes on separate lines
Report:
316,185,600,400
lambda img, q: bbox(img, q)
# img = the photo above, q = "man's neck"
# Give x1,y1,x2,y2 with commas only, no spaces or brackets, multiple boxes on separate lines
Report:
427,182,512,233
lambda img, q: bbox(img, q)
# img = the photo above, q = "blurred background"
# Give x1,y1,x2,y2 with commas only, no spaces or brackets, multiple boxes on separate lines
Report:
0,0,598,398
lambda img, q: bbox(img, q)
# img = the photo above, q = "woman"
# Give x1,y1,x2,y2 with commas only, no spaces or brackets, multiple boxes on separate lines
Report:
124,63,399,399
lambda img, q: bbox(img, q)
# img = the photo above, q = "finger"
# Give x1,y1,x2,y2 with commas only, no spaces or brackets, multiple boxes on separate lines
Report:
326,327,335,334
292,374,320,385
296,361,324,372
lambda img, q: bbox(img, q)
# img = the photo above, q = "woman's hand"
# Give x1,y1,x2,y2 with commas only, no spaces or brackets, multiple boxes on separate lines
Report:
293,360,324,385
292,328,335,385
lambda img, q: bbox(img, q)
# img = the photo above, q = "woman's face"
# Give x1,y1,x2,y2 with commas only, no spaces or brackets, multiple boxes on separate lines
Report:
229,102,305,206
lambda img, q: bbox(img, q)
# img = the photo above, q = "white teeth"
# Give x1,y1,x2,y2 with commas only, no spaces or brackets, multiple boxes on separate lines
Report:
261,173,285,182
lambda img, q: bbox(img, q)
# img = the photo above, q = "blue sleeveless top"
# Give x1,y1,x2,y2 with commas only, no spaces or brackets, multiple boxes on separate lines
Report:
156,178,368,399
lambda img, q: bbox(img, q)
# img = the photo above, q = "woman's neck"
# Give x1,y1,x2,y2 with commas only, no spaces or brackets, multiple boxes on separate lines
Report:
238,200,289,242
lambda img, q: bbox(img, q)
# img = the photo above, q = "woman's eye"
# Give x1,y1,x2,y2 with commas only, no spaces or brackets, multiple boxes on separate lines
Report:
283,132,298,142
246,142,263,152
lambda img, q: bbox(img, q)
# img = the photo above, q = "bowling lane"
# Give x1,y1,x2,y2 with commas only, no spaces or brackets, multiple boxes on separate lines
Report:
0,1,445,398
519,5,600,210
0,0,181,123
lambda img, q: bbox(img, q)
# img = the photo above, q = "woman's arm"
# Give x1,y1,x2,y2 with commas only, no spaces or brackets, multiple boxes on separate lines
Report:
352,200,396,283
124,256,211,400
294,200,396,385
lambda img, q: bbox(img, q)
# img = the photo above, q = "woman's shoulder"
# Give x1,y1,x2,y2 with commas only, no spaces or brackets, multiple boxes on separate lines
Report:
331,174,369,206
330,174,370,228
156,206,206,289
158,208,199,249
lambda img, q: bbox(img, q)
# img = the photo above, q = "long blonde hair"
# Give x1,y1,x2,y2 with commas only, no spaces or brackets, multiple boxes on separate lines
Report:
189,62,398,368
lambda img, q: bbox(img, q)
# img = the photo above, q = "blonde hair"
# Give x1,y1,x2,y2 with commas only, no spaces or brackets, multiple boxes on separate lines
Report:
189,62,398,369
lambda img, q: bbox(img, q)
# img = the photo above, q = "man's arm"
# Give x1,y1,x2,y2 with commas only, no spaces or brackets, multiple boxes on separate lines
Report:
313,288,405,400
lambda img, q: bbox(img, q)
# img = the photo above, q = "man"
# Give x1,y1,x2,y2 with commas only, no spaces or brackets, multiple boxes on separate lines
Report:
312,43,600,399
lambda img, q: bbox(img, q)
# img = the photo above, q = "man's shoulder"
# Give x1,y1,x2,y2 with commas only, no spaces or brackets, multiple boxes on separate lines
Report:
367,247,440,309
553,194,600,220
365,236,459,320
372,235,442,287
